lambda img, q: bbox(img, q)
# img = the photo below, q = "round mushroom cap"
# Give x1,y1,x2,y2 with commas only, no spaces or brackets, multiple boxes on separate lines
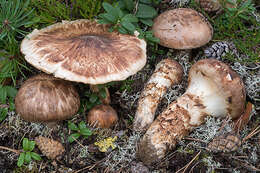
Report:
21,19,147,85
152,8,213,49
15,74,80,122
87,104,118,128
188,59,246,119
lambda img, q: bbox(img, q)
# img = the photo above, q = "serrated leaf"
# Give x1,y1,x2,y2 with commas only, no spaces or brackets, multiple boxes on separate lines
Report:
79,121,87,130
140,18,153,26
123,0,135,11
68,121,79,131
121,21,136,33
24,152,32,163
22,138,29,151
31,152,41,161
80,128,92,137
68,133,80,143
28,141,35,151
17,152,25,167
121,14,138,23
118,25,128,34
136,4,157,19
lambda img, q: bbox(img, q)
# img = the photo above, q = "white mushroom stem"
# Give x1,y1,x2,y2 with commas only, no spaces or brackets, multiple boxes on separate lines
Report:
133,59,183,132
137,59,246,165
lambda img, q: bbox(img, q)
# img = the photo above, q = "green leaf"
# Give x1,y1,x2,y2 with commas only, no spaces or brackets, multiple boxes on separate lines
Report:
146,36,160,43
78,121,87,130
121,21,136,33
28,141,35,151
140,18,153,26
123,0,135,12
97,19,111,24
0,108,8,122
103,13,118,24
118,25,128,34
0,86,7,104
89,94,98,103
22,138,30,151
31,152,42,161
102,2,118,19
25,152,32,163
5,86,17,98
17,152,25,167
140,0,153,4
121,14,138,23
68,121,79,131
99,88,107,99
80,128,92,137
136,4,157,19
68,133,80,143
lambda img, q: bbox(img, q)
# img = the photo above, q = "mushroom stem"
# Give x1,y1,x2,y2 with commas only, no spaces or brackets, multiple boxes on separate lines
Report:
133,59,183,132
137,59,246,165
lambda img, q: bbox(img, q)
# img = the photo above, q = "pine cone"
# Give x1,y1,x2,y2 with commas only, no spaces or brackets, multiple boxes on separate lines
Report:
35,136,65,160
207,133,242,153
204,41,238,59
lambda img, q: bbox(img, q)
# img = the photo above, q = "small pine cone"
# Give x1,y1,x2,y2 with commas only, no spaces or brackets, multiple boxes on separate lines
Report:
35,136,65,160
195,0,221,11
204,41,238,59
207,133,242,153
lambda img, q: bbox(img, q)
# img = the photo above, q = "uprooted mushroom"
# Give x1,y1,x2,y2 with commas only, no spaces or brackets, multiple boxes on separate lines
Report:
133,59,184,132
137,59,246,165
20,19,147,128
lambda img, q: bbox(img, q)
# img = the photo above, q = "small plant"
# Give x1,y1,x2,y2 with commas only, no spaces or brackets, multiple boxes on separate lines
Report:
17,138,41,167
0,0,35,44
98,0,160,44
0,85,17,122
68,121,92,143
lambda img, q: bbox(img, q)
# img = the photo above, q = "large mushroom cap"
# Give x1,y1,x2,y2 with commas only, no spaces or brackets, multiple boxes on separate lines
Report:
15,74,80,122
21,19,147,84
152,8,213,49
188,58,246,119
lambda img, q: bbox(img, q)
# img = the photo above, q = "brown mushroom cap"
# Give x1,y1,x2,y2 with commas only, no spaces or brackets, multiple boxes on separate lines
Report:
152,8,213,49
87,104,118,128
21,19,147,84
15,74,80,122
188,58,246,119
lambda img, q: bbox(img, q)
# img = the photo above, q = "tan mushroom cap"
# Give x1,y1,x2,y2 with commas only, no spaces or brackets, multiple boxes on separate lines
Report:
15,74,80,122
152,8,213,49
21,19,147,84
188,58,246,119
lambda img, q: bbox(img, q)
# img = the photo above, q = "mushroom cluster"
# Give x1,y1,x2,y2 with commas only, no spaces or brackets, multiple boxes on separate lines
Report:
18,19,147,126
136,59,246,165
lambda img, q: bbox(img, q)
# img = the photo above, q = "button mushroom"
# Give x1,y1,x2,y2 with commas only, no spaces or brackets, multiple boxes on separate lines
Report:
87,104,118,128
152,8,213,49
15,74,80,122
133,59,184,132
137,59,246,165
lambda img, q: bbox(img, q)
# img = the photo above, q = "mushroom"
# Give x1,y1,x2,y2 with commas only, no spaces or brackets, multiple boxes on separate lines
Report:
133,58,184,132
87,104,118,128
137,59,246,165
20,19,147,85
15,74,80,122
195,0,237,12
152,8,213,49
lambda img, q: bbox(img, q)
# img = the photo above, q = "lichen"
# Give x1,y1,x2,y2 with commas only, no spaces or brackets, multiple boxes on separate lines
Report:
94,136,117,152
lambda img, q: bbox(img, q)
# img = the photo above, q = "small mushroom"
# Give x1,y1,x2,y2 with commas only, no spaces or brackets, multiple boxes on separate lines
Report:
15,74,80,122
152,8,213,49
87,104,118,128
133,59,183,132
137,59,246,165
195,0,237,12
